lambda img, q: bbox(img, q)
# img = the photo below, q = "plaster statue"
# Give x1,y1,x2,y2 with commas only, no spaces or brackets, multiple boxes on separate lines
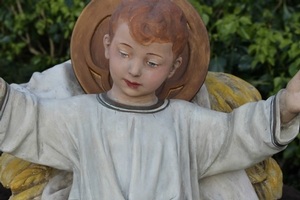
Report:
0,62,284,200
0,0,300,199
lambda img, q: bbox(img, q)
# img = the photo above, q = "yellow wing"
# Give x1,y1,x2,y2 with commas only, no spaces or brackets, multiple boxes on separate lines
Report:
0,153,59,199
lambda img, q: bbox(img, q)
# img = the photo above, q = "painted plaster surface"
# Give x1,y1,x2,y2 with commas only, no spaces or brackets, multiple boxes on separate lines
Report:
0,61,299,199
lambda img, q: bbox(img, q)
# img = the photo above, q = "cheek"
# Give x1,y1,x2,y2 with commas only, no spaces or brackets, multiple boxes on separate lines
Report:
109,60,119,77
148,72,168,87
109,65,119,77
109,59,128,81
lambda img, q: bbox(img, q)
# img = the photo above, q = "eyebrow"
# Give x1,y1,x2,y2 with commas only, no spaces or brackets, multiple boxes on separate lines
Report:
147,53,163,59
119,43,132,49
119,43,163,59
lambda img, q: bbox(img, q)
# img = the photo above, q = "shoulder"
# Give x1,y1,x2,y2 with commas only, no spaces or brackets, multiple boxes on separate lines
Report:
40,93,101,114
169,99,204,108
169,99,210,113
168,99,226,120
61,93,99,106
12,60,84,99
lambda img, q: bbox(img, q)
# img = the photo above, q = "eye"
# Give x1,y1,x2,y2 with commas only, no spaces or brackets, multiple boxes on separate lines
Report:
147,61,158,67
119,51,129,58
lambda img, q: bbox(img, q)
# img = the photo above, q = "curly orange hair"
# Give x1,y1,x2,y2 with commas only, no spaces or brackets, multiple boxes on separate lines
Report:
109,0,189,57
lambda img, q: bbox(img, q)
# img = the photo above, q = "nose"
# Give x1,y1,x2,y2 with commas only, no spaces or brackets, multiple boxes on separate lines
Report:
128,59,142,77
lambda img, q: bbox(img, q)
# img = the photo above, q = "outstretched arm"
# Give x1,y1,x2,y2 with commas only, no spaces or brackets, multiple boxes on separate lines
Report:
0,78,81,170
279,70,300,124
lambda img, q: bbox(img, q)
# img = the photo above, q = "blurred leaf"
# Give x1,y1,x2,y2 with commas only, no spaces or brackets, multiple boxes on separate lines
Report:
266,57,275,66
289,58,300,76
283,4,292,20
283,143,297,159
65,0,73,9
279,38,292,49
238,55,252,71
209,57,227,72
0,36,11,44
201,13,210,25
239,16,251,25
288,43,300,59
237,27,250,40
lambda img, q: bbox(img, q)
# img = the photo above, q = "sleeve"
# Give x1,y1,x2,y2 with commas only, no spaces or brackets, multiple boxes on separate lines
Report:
0,84,84,171
190,93,299,178
0,78,8,115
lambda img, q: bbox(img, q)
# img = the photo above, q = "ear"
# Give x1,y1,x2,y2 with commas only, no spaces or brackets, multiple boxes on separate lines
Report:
103,34,111,59
167,57,182,78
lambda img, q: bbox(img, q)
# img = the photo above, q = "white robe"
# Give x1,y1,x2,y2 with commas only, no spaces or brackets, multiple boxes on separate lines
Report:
0,61,299,200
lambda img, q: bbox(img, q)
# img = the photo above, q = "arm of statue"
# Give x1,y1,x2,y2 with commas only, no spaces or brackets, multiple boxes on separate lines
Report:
190,82,299,178
0,63,79,200
279,70,300,124
203,72,284,199
0,81,81,171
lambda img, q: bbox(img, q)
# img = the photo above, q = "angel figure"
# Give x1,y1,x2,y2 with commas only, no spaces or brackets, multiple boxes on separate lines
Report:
0,0,299,199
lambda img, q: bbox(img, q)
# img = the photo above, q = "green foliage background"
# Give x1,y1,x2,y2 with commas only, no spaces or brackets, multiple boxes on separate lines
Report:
0,0,89,83
0,0,300,191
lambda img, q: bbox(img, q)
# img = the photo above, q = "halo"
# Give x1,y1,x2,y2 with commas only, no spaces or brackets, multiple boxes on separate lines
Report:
71,0,210,101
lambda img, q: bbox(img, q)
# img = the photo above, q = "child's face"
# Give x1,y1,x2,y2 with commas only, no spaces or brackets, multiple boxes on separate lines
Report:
103,22,182,105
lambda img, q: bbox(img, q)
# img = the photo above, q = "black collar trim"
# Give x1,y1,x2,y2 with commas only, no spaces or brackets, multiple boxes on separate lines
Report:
97,93,169,113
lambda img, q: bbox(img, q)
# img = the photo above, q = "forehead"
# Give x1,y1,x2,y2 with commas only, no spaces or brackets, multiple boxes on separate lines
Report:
113,22,174,54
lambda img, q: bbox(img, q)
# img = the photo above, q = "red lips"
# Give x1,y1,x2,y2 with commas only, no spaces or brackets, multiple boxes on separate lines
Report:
124,79,141,89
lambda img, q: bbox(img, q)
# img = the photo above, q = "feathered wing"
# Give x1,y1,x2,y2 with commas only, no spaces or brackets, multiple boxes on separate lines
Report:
0,153,59,199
